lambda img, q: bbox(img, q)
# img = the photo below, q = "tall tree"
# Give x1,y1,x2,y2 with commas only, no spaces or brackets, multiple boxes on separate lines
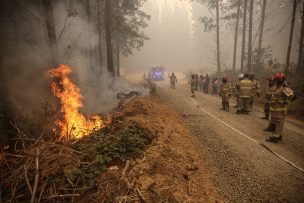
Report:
216,0,221,73
285,0,298,73
42,0,59,66
297,1,304,71
111,0,150,77
197,0,222,72
257,0,266,69
240,0,248,72
116,40,120,77
247,0,253,72
232,0,241,74
105,0,115,77
0,1,13,146
85,0,93,72
0,53,12,147
96,0,104,73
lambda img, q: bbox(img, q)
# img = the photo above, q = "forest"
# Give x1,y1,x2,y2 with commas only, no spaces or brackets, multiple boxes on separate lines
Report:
0,0,304,202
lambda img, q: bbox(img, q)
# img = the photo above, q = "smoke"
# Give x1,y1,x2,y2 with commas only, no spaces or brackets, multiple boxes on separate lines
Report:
150,0,195,37
1,0,143,117
54,1,145,114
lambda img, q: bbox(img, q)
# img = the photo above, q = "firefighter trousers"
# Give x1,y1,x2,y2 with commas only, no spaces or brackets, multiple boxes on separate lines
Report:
237,97,250,111
270,111,286,137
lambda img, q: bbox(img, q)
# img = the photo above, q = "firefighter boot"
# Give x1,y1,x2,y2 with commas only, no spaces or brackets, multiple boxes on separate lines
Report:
266,134,281,143
266,136,279,143
264,123,276,132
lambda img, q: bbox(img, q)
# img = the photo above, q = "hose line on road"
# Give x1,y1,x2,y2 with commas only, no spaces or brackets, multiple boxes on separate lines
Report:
190,98,304,174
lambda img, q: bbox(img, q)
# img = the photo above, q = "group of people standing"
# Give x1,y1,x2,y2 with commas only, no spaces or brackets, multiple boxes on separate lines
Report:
218,72,296,143
169,71,295,143
190,74,219,97
233,72,260,114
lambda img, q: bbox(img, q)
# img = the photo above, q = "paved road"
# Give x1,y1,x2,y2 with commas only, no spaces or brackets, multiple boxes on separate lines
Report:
157,81,304,202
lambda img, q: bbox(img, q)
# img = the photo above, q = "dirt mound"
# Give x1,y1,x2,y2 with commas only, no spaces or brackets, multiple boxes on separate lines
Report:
0,96,222,202
93,96,223,202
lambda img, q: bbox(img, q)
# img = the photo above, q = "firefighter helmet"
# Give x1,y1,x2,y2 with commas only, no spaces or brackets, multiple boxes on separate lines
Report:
275,72,286,79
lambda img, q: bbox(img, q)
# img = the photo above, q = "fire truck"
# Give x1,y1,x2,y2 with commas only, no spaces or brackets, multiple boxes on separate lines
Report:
150,65,165,81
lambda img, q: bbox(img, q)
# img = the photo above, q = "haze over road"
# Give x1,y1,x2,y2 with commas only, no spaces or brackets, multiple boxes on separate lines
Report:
157,80,304,202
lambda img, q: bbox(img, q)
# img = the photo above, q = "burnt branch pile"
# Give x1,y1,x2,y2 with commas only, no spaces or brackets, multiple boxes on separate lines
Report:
0,97,156,202
0,133,82,202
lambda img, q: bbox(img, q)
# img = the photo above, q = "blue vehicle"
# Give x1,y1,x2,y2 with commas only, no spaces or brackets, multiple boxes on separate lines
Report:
150,65,164,81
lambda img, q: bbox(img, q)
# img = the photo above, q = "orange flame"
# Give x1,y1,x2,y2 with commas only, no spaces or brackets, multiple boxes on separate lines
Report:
47,64,104,140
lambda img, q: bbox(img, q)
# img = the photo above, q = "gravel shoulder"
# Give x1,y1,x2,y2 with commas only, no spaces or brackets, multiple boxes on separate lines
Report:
157,81,304,202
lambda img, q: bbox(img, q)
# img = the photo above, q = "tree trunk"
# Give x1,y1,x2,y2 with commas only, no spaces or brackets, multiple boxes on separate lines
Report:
216,0,221,73
297,1,304,71
105,0,115,77
257,0,266,69
86,0,93,73
247,0,253,72
116,40,120,77
232,0,241,75
285,0,297,73
240,0,247,73
0,68,12,148
97,0,103,74
42,0,59,66
0,36,13,147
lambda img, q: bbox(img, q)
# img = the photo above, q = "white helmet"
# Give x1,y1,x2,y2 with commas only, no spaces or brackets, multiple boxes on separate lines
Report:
238,73,244,79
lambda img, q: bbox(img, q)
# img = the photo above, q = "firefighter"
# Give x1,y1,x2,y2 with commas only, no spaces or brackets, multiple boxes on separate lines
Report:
249,72,261,110
236,73,252,114
212,77,219,95
234,73,244,108
169,72,178,89
265,73,296,143
190,74,196,97
262,76,276,119
220,76,231,111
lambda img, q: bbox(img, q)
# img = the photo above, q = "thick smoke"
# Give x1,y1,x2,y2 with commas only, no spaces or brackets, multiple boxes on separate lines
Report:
1,0,142,117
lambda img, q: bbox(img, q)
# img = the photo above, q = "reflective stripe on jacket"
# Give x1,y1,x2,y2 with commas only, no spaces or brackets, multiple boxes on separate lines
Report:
239,78,252,98
220,83,231,96
251,79,261,96
270,85,294,112
265,85,276,103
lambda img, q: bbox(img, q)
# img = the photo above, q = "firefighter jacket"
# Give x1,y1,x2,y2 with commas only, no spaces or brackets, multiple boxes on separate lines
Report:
251,79,261,96
233,80,243,96
270,84,294,112
220,83,231,97
237,78,252,98
265,85,276,104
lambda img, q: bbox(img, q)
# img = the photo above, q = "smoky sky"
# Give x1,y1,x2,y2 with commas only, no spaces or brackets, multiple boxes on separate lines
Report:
121,0,301,74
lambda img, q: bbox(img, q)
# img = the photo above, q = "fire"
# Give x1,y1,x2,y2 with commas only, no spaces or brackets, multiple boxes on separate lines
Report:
47,64,104,140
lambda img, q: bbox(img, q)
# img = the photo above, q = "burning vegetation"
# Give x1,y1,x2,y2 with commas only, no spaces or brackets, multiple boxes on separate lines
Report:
0,81,155,202
47,64,105,140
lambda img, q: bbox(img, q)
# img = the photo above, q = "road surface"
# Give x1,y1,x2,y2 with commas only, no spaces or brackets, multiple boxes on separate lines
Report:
157,81,304,202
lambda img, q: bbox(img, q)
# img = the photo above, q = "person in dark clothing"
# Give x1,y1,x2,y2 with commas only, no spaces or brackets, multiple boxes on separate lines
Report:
206,74,210,92
212,77,219,95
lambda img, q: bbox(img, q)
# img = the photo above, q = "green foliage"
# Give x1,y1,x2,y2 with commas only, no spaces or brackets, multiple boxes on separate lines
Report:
112,0,150,56
69,124,152,186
